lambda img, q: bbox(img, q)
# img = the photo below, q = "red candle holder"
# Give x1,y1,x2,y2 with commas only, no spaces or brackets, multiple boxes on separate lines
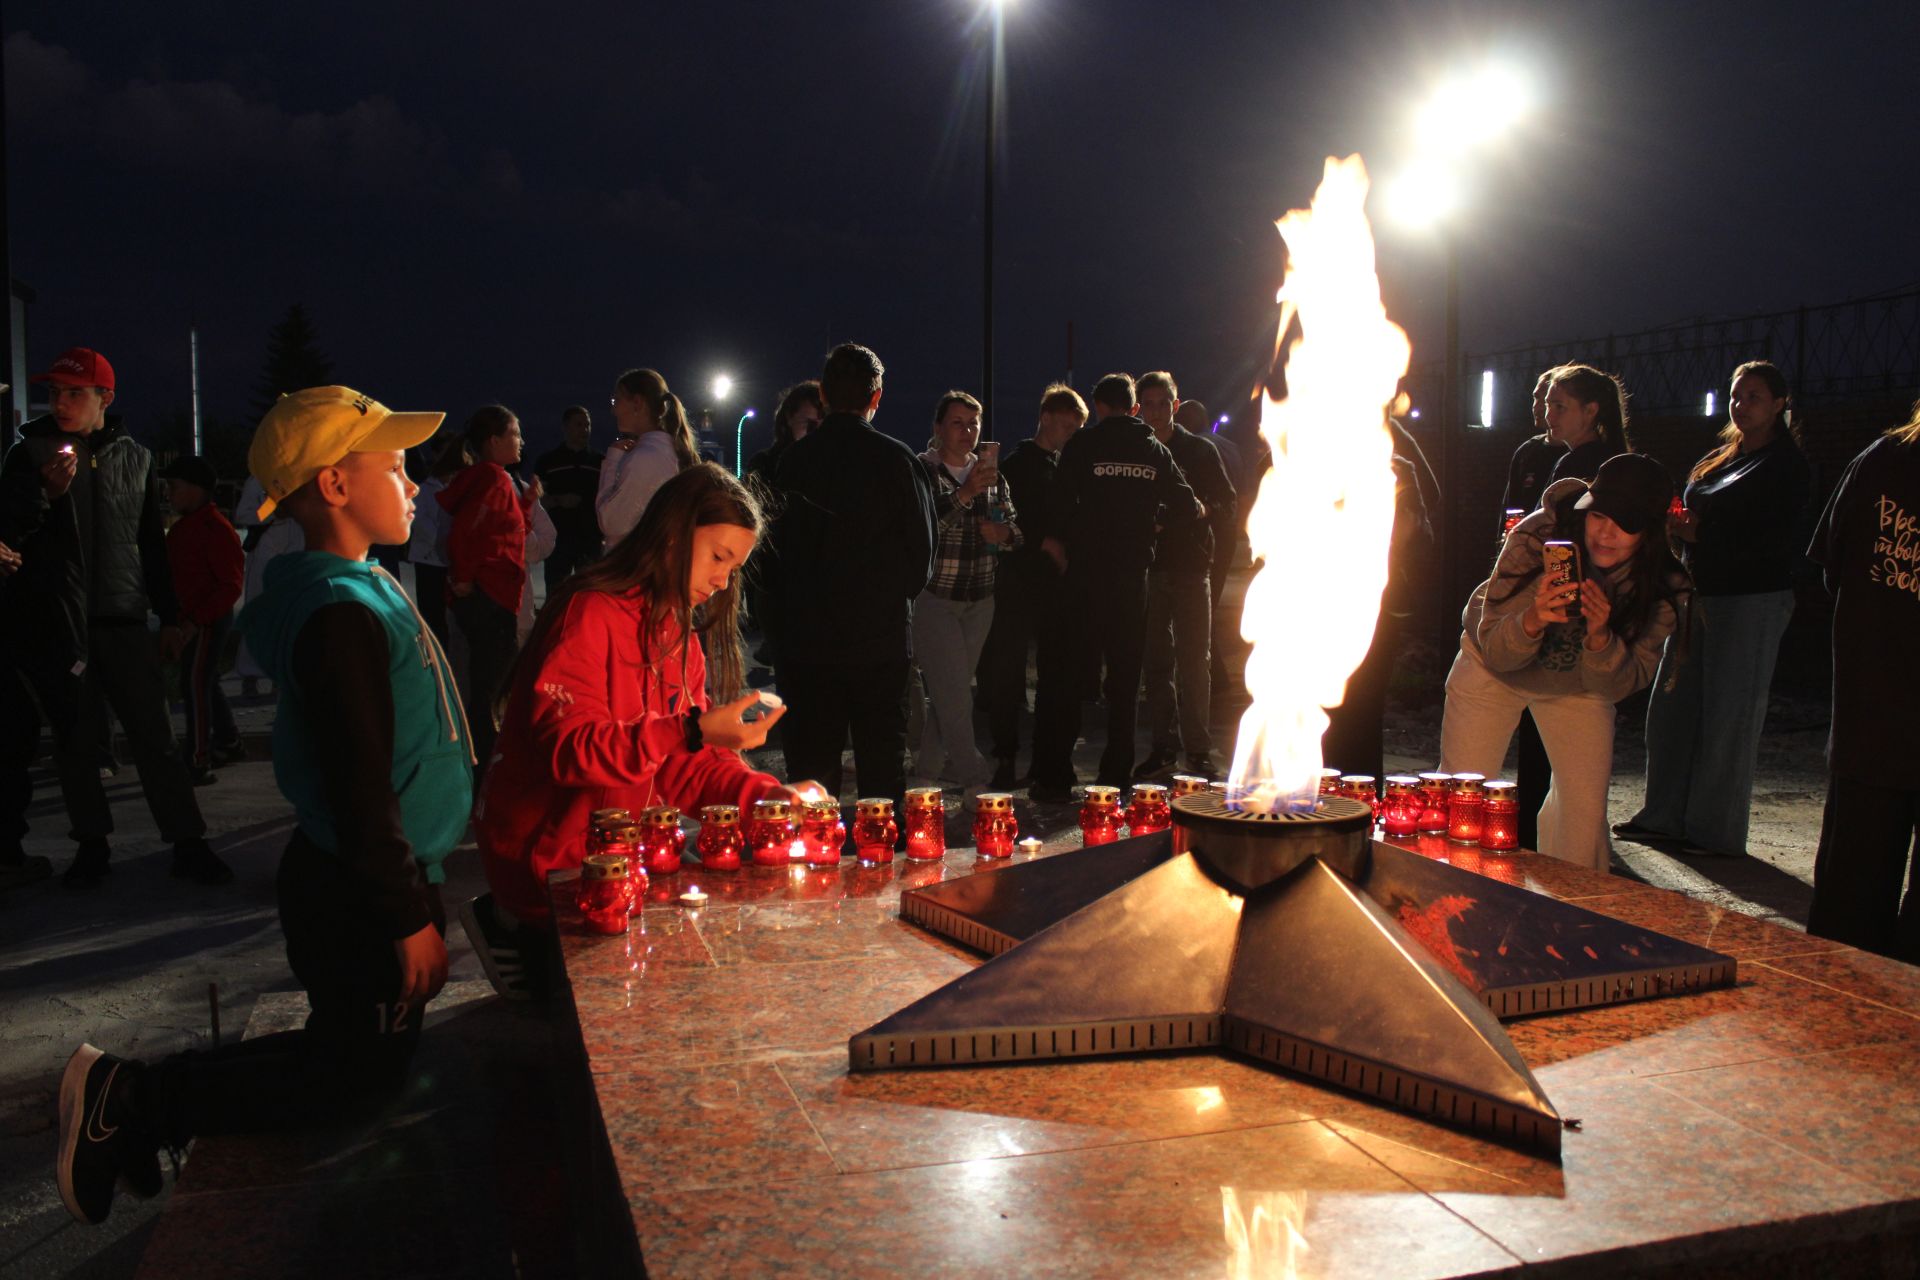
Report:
972,792,1018,858
1079,785,1124,846
904,787,946,861
639,805,685,876
748,798,796,867
1416,772,1451,833
801,799,846,867
852,798,898,865
599,821,644,881
1380,775,1421,837
1125,783,1172,835
1169,775,1207,854
1479,780,1520,850
1502,508,1526,536
577,854,635,935
696,804,743,871
1339,775,1378,819
1316,768,1344,799
1447,777,1485,844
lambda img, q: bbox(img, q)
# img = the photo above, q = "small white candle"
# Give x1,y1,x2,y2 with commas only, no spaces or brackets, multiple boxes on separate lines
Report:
1017,838,1043,857
679,887,709,908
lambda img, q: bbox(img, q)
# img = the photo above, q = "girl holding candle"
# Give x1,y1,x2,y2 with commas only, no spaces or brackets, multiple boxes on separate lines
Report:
1617,361,1811,858
1438,454,1691,871
465,463,822,998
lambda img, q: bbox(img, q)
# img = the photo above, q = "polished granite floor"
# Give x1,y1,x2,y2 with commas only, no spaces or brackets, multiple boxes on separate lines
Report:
551,824,1920,1278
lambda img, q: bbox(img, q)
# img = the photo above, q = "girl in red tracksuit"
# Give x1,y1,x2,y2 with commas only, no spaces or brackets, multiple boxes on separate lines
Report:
465,463,818,998
437,405,536,771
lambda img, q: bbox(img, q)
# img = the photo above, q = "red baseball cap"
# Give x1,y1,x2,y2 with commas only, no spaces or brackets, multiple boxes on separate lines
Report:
32,348,115,391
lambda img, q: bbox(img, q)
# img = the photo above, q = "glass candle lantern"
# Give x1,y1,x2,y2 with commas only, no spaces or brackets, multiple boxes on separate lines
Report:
1125,783,1172,835
600,822,645,880
639,806,685,876
972,792,1018,858
904,787,946,861
577,854,634,935
801,800,846,867
1380,775,1421,837
1317,768,1344,800
1416,772,1452,833
586,808,635,865
696,804,743,871
1079,785,1124,846
1340,775,1379,818
748,798,796,867
1169,774,1206,854
852,798,898,865
1447,777,1486,843
1478,780,1520,850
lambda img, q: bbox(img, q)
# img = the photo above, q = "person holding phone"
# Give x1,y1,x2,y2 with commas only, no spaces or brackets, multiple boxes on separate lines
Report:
1437,455,1690,870
912,391,1019,789
464,463,823,999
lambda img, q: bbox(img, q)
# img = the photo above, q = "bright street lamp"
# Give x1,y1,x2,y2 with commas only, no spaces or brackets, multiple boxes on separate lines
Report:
1412,64,1534,156
711,374,734,404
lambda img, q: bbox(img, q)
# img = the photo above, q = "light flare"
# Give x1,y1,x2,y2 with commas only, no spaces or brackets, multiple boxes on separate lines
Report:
1228,155,1411,814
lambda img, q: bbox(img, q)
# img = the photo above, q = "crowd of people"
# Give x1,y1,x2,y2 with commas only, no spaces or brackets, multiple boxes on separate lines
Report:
3,339,1914,1229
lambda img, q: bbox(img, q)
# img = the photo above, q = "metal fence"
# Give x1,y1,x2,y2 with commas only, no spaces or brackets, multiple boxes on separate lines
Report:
1408,286,1920,429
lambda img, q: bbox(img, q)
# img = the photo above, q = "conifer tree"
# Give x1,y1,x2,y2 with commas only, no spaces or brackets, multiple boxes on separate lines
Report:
253,303,335,417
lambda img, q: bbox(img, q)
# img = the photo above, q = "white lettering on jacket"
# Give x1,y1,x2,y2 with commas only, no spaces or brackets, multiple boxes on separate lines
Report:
1092,463,1157,480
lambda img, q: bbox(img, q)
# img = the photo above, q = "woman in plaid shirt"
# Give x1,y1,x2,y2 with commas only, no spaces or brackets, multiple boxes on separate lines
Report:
912,391,1020,787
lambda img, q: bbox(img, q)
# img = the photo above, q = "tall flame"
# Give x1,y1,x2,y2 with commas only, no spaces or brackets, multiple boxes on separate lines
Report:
1228,155,1411,814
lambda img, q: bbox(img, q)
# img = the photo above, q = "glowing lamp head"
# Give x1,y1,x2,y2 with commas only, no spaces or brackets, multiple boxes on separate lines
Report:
711,374,734,403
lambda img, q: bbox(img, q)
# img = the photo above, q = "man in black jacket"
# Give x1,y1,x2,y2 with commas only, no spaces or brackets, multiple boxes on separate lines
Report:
0,348,227,887
766,344,936,815
532,405,603,590
982,384,1086,788
1135,371,1237,780
1029,373,1202,800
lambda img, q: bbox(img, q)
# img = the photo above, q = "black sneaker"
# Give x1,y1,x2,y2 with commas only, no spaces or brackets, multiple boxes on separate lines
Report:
170,839,235,886
1181,754,1221,780
63,839,112,890
56,1044,159,1225
460,893,536,1001
188,763,219,787
1131,751,1177,781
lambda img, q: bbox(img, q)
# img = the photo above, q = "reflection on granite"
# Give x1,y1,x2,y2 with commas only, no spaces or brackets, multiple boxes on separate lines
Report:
551,835,1920,1276
1380,837,1664,901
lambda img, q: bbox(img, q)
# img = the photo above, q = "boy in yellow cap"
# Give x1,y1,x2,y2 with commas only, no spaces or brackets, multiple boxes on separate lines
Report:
54,387,474,1225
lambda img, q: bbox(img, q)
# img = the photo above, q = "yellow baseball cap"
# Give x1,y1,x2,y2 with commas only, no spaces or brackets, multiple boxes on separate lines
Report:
249,386,445,519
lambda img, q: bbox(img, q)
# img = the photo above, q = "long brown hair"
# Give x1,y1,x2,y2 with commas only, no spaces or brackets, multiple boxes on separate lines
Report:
1888,399,1920,447
1691,360,1796,482
1548,365,1630,453
507,462,762,720
617,368,698,471
1489,491,1691,650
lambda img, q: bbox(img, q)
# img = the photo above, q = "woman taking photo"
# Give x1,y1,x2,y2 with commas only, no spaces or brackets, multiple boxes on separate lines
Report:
596,367,698,547
1439,454,1690,871
438,405,537,772
464,463,820,998
1617,361,1810,857
913,391,1017,789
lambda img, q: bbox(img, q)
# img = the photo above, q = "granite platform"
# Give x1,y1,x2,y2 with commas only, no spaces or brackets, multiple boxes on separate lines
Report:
549,825,1920,1278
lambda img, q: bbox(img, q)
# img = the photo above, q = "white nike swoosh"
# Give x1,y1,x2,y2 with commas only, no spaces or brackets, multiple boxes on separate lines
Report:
83,1063,119,1143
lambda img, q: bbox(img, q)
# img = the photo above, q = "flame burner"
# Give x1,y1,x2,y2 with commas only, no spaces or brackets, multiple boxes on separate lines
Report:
853,794,1738,1159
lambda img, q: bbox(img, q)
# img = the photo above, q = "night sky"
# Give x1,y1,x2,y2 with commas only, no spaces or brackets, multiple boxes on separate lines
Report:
5,0,1915,461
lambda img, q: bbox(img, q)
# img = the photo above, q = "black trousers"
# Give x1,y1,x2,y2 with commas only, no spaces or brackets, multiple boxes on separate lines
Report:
451,592,519,773
1808,774,1920,964
1031,567,1148,787
776,657,909,812
1321,613,1403,782
1,624,205,846
982,574,1069,765
141,831,446,1143
179,615,239,767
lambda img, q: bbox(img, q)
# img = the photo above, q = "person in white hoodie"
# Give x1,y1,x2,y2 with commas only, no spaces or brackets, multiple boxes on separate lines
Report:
595,368,696,549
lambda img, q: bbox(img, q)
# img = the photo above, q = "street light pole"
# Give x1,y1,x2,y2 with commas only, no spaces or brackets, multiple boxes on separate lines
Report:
981,0,1004,439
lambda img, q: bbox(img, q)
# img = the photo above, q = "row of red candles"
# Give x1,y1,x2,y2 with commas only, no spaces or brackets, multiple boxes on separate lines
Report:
1314,769,1521,849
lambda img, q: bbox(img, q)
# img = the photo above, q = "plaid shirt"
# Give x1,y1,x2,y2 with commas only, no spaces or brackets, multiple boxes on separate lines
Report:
921,451,1023,601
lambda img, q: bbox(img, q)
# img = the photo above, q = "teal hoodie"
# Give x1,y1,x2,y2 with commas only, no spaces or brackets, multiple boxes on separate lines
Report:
238,551,472,882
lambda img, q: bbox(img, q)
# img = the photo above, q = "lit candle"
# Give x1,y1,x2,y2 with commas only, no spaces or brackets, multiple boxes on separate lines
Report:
748,799,796,867
1124,783,1171,835
1380,775,1421,837
1079,786,1123,847
1447,776,1485,844
678,886,709,908
1478,780,1519,850
639,806,685,876
577,854,634,935
904,787,946,861
696,804,743,871
852,798,898,865
801,800,846,866
1416,772,1451,833
972,792,1018,858
1016,837,1043,858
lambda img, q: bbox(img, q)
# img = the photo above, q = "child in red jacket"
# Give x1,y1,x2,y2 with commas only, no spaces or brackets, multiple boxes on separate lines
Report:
465,463,820,999
436,405,537,773
162,456,244,782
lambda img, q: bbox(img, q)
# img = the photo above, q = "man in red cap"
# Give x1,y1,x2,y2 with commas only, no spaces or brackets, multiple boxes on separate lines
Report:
0,347,230,887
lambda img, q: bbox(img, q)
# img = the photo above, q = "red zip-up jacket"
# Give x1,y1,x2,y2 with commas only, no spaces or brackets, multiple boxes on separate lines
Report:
438,462,531,613
165,501,244,626
474,588,781,924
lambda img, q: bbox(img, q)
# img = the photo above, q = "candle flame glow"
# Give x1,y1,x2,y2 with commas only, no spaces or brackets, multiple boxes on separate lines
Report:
1228,155,1410,814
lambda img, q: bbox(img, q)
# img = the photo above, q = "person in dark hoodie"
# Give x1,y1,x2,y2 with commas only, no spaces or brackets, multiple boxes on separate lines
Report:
0,347,227,887
54,386,471,1226
1029,372,1202,799
764,343,936,815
